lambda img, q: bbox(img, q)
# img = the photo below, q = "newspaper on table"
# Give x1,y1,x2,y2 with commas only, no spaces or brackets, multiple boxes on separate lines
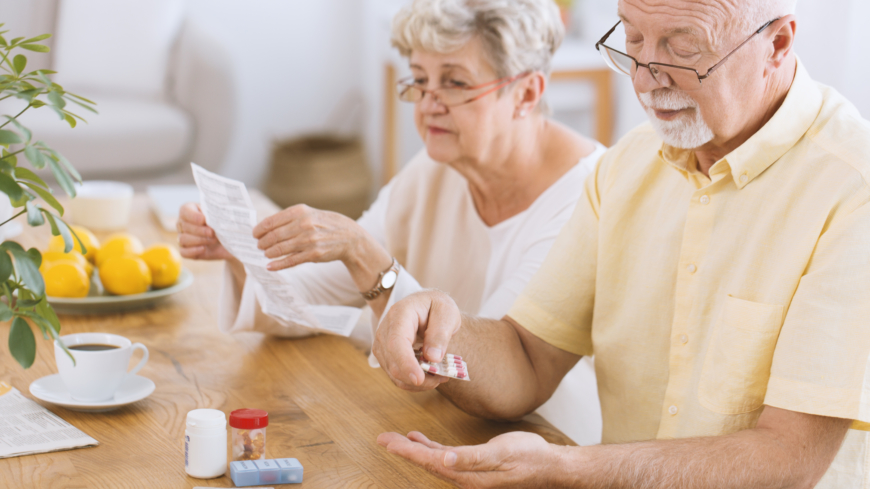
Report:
191,163,362,336
0,382,98,458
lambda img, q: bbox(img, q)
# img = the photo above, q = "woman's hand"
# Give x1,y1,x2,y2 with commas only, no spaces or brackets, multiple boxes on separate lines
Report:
253,204,378,272
177,202,234,261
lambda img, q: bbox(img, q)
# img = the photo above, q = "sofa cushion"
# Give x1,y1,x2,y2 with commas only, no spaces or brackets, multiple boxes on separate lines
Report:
52,0,185,100
15,96,192,176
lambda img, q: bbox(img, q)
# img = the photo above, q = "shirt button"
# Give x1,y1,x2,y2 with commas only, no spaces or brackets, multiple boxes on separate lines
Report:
700,195,710,205
740,173,748,183
680,334,688,344
669,405,678,415
687,264,697,274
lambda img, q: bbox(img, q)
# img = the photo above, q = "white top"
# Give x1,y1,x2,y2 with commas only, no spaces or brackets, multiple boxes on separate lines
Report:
218,144,607,446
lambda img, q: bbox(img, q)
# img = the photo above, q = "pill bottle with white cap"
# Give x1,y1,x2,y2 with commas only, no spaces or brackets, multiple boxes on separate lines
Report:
184,409,227,478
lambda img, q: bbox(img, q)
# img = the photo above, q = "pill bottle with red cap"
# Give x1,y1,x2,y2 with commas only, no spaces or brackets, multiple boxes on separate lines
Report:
229,408,268,462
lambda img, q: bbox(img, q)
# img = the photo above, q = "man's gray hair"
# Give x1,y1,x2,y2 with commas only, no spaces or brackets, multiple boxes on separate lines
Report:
391,0,565,79
733,0,797,39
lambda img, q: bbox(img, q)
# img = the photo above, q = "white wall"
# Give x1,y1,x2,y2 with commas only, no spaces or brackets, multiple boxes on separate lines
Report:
184,0,364,185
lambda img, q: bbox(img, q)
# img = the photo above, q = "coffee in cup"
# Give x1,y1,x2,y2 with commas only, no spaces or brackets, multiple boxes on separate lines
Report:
54,333,149,402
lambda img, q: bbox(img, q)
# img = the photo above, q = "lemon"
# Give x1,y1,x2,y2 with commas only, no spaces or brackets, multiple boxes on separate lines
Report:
95,234,144,268
40,250,93,276
140,244,182,288
48,225,100,264
99,255,152,295
42,261,90,298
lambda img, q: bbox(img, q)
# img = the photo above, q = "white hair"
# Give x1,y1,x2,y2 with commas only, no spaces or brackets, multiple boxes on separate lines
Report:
639,89,715,149
390,0,564,79
733,0,797,39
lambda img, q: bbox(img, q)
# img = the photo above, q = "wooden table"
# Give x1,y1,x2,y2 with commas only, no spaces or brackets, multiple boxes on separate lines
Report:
0,193,573,488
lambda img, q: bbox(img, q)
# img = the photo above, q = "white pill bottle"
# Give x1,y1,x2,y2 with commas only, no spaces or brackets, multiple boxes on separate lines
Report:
185,409,227,478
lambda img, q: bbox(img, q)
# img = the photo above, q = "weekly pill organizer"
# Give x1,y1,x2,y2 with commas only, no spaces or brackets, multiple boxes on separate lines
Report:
230,458,303,486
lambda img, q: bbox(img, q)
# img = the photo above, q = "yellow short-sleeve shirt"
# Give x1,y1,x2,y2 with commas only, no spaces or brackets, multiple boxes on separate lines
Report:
509,60,870,486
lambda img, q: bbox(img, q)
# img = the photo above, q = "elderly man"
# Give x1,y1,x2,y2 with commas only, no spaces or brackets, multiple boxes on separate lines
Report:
372,0,870,487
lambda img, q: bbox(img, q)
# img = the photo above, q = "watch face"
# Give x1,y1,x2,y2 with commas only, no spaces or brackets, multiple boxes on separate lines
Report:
381,270,398,289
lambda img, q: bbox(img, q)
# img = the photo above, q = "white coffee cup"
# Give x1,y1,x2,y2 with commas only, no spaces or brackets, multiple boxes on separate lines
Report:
54,333,149,402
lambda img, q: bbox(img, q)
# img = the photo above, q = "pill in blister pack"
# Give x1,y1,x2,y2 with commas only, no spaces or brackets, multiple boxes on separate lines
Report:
415,350,470,381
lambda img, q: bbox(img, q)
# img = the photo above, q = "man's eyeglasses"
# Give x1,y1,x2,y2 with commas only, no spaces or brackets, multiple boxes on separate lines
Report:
396,71,531,107
595,18,780,91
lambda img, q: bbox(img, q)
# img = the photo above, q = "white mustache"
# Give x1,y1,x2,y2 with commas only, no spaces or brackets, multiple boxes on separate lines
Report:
638,89,697,111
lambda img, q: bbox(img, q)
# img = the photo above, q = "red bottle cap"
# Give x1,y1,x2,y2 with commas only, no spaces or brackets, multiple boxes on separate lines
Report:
229,409,269,429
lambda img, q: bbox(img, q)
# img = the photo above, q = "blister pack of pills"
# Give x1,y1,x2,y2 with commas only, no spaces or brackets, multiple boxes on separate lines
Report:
415,350,470,381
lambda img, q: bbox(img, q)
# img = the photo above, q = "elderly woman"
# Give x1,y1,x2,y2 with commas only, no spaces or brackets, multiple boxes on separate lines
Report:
178,0,604,444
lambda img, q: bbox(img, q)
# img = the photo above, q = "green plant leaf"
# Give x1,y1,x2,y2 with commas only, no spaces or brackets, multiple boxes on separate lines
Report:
0,173,24,202
3,116,31,143
24,200,44,226
23,146,45,169
14,167,47,188
48,90,66,109
0,302,13,322
26,247,41,269
26,184,63,215
66,92,96,105
47,158,75,197
66,220,86,255
18,43,49,53
21,34,51,44
49,149,81,183
1,241,24,252
0,130,22,145
35,298,59,334
0,250,12,283
30,100,45,108
9,248,44,297
16,297,41,309
66,97,98,114
63,113,76,128
12,54,25,75
9,37,24,46
9,316,35,368
14,89,39,103
41,211,77,255
0,36,7,48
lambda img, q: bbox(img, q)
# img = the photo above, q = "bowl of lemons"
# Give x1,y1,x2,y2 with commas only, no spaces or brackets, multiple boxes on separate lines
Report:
41,225,194,314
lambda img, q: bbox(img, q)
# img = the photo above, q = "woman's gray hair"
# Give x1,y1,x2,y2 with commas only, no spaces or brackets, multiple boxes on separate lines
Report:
391,0,565,79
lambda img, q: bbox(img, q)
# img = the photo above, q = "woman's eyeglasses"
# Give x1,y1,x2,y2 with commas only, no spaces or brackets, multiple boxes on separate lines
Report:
397,71,531,107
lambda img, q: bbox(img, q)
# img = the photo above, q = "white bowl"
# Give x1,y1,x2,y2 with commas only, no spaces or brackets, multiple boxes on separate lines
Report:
68,181,134,231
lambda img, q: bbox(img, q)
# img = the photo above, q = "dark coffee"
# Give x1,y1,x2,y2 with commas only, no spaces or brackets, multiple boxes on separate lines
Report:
69,344,119,351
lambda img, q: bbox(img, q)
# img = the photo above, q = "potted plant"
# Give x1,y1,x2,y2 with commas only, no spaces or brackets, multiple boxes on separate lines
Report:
0,23,96,369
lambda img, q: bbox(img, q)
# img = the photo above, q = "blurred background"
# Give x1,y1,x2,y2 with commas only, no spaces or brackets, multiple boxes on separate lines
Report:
0,0,867,220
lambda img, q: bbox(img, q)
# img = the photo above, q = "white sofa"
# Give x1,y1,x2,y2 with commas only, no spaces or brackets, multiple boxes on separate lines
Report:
5,0,235,182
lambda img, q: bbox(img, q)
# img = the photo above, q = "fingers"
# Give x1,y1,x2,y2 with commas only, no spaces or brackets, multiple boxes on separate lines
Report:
378,432,450,474
407,431,449,450
179,245,206,259
421,293,462,363
178,234,217,248
384,329,426,386
177,218,216,239
179,202,207,226
443,445,502,471
253,204,309,239
374,291,463,391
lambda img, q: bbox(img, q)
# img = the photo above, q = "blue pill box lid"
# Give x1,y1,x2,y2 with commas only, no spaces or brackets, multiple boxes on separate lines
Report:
275,458,303,469
230,460,259,475
252,459,279,471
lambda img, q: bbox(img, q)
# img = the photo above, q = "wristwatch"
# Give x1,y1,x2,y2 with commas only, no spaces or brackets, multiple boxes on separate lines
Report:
361,257,400,301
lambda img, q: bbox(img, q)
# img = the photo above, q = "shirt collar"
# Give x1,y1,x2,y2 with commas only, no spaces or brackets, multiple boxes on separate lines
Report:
659,58,823,189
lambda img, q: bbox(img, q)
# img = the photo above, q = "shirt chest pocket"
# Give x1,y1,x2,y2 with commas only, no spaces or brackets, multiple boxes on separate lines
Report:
698,295,784,415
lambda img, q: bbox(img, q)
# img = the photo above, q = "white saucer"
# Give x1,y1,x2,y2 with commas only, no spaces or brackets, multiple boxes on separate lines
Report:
30,374,155,412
